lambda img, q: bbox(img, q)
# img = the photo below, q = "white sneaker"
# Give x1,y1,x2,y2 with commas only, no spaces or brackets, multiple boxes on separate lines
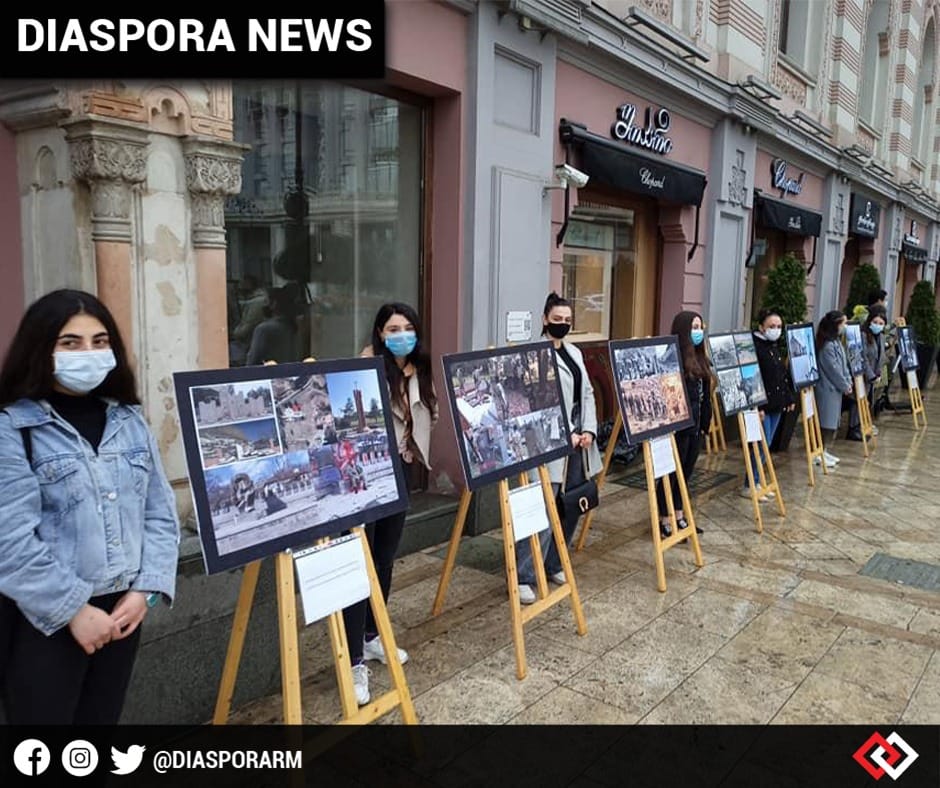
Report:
823,450,840,465
763,489,776,499
739,486,769,502
518,584,536,605
363,636,409,665
352,663,371,706
871,425,879,436
549,570,566,585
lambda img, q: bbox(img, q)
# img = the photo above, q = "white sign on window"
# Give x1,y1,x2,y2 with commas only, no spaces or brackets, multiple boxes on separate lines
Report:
649,436,676,479
508,482,550,542
293,534,370,626
506,311,532,343
743,410,762,444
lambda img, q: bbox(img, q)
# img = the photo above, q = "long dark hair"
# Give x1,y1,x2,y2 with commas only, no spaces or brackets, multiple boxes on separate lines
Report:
541,291,572,335
0,289,139,407
370,302,436,412
815,309,845,352
671,310,711,380
863,304,888,345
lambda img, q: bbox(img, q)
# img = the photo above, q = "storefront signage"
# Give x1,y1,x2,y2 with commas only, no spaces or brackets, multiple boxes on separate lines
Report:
849,194,880,238
639,167,665,190
787,215,803,232
904,220,921,247
611,104,674,156
771,158,804,198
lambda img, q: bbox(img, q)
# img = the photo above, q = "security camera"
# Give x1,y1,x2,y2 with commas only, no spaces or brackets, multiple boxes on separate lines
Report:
555,164,590,189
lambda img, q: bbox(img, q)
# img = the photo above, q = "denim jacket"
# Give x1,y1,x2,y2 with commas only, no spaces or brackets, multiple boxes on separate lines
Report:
0,398,180,636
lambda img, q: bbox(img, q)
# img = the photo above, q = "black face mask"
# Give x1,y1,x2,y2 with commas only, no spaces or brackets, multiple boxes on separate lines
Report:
545,322,571,340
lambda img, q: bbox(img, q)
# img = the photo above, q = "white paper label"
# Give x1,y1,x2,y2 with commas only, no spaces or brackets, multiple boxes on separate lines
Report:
802,390,815,419
743,410,762,444
509,482,550,542
649,436,676,479
293,534,370,626
907,370,919,391
506,311,533,343
855,375,867,400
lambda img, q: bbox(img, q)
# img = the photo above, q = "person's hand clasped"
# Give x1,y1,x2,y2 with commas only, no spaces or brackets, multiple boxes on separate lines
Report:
578,433,594,448
68,603,123,655
110,590,150,640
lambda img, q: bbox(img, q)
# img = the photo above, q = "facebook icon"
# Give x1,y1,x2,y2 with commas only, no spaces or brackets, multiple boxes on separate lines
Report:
13,739,51,776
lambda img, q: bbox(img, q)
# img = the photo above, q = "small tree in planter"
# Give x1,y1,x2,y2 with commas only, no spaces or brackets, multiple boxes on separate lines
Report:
759,252,808,451
905,279,940,388
843,262,882,317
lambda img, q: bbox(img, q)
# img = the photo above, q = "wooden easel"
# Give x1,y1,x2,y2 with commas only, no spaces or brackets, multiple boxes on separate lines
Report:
213,357,416,726
905,369,928,428
737,409,786,533
704,386,727,455
431,466,587,679
644,433,704,592
573,410,622,552
212,527,417,725
853,374,877,456
798,386,828,486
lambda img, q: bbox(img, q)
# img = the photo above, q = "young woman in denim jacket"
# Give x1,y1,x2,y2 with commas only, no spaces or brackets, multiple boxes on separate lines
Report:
0,289,179,724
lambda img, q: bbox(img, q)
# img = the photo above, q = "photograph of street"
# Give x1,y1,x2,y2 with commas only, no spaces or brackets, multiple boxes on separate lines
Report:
786,322,820,390
741,363,767,408
733,332,759,366
717,367,748,414
844,322,865,377
443,343,570,489
610,337,693,443
708,334,738,370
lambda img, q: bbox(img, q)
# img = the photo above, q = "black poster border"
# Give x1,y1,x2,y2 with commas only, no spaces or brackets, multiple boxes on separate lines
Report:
707,330,769,416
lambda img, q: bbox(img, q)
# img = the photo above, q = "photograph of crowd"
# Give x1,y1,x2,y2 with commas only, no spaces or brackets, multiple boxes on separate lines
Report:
786,323,820,390
443,342,571,490
708,334,738,370
609,337,693,443
175,358,407,574
844,323,865,377
898,325,919,372
708,331,768,416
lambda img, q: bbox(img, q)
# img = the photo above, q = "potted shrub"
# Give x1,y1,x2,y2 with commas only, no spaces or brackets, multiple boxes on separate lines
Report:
759,252,808,451
843,262,882,317
905,279,940,389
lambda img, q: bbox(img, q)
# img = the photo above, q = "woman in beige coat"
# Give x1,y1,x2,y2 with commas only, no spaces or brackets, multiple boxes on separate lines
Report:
343,302,438,705
516,292,602,604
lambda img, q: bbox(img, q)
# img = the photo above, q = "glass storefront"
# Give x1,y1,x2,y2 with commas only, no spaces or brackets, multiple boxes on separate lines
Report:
225,82,424,367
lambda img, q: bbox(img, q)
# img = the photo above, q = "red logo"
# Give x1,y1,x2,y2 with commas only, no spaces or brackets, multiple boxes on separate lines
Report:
853,731,919,780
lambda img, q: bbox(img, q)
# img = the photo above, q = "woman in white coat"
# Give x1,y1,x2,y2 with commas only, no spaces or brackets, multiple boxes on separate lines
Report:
516,292,602,604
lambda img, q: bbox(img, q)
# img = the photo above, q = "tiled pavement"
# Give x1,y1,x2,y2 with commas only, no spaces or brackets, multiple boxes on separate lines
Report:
230,387,940,725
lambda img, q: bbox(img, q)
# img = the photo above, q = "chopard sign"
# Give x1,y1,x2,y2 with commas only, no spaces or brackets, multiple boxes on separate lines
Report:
611,104,674,155
639,168,665,190
771,158,804,197
856,202,877,234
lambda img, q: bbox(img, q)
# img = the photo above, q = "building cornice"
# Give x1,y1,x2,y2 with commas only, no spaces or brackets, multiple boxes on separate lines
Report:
0,82,71,132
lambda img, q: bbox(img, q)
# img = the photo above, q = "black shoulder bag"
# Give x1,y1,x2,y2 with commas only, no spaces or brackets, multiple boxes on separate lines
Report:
0,428,31,682
555,402,599,525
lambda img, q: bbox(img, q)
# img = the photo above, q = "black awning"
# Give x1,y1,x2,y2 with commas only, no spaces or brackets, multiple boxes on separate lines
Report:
902,242,928,264
559,119,707,206
754,192,822,237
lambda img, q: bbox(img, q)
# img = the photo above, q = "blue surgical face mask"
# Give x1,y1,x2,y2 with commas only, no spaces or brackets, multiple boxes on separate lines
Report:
690,329,705,346
870,322,884,335
53,349,116,394
384,331,417,358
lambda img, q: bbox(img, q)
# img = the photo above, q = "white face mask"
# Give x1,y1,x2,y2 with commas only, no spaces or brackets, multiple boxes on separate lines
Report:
53,349,116,394
764,328,782,342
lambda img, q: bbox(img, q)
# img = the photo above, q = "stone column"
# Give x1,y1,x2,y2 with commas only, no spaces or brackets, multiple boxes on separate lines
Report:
182,138,248,370
816,173,850,320
64,118,149,350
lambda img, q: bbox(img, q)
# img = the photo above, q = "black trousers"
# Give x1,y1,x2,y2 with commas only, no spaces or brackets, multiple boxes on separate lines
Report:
1,592,141,725
342,509,408,663
655,430,701,514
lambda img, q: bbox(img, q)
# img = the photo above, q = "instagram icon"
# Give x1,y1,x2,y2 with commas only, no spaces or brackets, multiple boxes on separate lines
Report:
62,740,99,777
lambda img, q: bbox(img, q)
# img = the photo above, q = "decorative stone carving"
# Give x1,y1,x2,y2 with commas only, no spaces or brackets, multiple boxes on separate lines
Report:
182,137,249,248
63,118,150,242
772,63,809,103
639,0,672,22
728,149,747,206
833,192,846,235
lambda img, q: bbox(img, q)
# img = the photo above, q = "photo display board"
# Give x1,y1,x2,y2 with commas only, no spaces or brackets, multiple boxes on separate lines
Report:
609,335,694,444
173,358,408,574
785,322,820,390
707,330,768,416
844,322,865,377
898,325,919,371
442,342,572,491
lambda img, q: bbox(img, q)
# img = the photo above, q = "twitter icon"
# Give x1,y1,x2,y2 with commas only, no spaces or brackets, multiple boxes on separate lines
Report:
111,745,146,775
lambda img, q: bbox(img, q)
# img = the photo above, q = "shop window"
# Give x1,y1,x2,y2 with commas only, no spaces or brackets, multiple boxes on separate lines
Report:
225,82,424,371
